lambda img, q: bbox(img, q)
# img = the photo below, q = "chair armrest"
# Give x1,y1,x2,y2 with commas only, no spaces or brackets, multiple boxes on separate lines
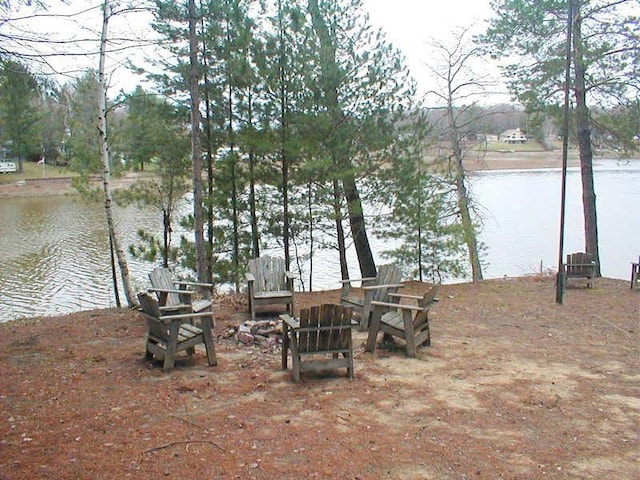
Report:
370,300,424,312
148,287,195,296
388,292,423,300
280,314,299,329
175,280,214,289
340,276,376,285
246,273,255,282
284,271,296,280
362,283,403,291
149,287,194,296
158,303,193,311
158,310,214,322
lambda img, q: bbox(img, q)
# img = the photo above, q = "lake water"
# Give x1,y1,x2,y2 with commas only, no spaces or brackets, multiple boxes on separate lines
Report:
1,158,638,322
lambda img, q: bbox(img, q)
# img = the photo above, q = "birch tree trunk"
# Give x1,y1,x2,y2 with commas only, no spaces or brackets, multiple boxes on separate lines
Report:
446,101,483,282
98,0,137,307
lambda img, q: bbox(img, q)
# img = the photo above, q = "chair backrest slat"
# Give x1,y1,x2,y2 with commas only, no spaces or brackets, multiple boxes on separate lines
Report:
414,285,438,328
566,252,595,277
373,264,403,302
331,304,352,350
297,304,352,353
299,307,311,353
149,267,182,306
138,292,169,341
248,255,287,293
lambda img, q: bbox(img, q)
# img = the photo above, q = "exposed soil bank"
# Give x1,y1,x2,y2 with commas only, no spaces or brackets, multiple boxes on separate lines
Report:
5,150,634,199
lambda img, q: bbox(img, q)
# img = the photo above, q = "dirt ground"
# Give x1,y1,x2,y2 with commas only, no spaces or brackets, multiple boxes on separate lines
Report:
1,276,638,479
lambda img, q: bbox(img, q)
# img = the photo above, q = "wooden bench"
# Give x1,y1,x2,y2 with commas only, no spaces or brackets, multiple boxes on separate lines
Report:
563,252,597,288
280,304,356,382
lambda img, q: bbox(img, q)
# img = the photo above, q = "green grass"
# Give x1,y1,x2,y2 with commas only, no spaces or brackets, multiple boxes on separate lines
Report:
0,161,76,183
480,140,547,152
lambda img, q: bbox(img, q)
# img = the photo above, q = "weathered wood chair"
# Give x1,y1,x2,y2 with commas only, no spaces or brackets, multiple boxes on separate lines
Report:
246,255,295,320
148,267,213,314
563,252,597,288
280,304,356,382
137,292,217,372
365,285,439,358
631,256,640,290
340,264,403,329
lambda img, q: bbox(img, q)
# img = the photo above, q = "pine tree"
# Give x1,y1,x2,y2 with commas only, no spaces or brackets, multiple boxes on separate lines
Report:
482,0,640,275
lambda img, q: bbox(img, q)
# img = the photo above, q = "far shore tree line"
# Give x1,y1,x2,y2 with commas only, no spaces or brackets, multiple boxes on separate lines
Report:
1,0,638,306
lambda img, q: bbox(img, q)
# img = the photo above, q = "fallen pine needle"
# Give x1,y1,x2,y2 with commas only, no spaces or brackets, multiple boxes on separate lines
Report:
144,440,225,454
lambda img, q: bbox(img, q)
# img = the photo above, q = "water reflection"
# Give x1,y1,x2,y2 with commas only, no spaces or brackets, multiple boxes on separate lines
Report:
0,196,159,321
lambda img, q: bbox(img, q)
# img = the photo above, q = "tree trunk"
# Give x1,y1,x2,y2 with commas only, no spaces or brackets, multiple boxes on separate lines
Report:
308,0,376,279
247,91,260,259
446,82,483,281
162,208,170,268
572,1,601,276
188,0,208,287
200,13,215,283
449,136,483,282
333,179,349,281
278,0,291,271
343,174,377,277
98,0,136,307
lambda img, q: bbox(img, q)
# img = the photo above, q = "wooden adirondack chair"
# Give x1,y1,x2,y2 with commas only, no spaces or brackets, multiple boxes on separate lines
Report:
631,256,640,290
340,264,403,329
137,292,217,372
365,285,439,358
246,255,295,320
148,267,213,313
280,304,356,382
563,252,597,288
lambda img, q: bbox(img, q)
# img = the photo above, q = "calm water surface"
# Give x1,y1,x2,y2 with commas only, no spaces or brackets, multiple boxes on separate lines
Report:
1,158,638,322
0,197,159,321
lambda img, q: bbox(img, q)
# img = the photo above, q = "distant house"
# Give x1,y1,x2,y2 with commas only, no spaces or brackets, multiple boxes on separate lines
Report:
481,133,499,142
499,128,527,144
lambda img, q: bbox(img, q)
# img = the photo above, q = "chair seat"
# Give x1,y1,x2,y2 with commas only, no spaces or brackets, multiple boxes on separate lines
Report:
149,323,202,345
341,295,364,307
380,311,405,330
253,290,293,300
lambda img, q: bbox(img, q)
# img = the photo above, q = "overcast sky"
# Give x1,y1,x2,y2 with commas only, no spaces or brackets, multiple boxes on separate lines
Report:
17,0,506,101
363,0,507,102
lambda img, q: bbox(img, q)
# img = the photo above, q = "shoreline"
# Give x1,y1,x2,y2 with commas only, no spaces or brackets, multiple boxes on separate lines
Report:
0,172,148,198
1,151,636,198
